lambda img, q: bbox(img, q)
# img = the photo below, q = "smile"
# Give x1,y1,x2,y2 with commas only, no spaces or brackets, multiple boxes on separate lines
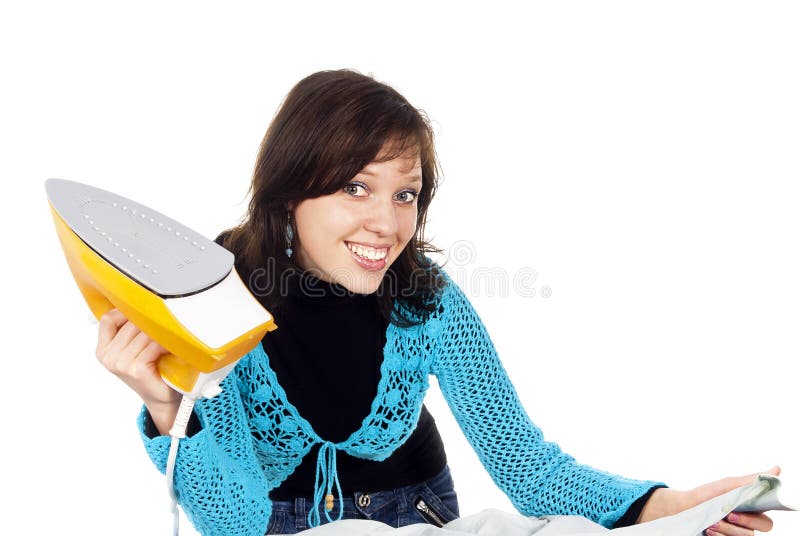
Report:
346,242,390,261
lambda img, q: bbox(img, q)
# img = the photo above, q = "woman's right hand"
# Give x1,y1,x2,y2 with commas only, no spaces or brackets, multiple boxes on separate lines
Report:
96,308,181,434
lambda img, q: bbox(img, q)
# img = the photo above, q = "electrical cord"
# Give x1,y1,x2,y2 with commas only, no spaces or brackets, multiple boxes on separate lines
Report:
166,395,197,536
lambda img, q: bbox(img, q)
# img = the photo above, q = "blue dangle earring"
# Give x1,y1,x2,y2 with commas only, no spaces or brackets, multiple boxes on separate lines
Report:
285,212,294,258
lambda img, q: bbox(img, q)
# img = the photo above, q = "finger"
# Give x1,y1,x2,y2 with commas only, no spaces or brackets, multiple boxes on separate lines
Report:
99,329,146,373
693,467,782,503
694,477,752,503
130,341,175,402
765,466,781,477
135,339,170,371
99,320,144,368
96,308,128,355
121,330,157,367
725,512,774,533
706,519,754,536
743,466,780,479
119,339,167,383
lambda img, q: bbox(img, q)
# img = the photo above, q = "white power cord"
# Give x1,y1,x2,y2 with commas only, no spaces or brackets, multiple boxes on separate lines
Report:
166,395,197,536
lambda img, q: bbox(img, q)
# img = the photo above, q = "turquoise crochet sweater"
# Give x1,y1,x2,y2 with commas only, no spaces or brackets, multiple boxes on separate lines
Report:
138,269,661,535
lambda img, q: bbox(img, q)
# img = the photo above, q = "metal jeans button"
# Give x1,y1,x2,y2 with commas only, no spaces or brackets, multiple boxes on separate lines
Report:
357,493,371,508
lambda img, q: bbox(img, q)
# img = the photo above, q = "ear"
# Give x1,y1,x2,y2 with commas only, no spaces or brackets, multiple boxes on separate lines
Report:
287,200,297,212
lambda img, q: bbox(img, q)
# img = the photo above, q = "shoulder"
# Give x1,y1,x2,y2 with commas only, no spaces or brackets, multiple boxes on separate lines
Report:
409,259,478,331
423,261,491,340
422,259,468,309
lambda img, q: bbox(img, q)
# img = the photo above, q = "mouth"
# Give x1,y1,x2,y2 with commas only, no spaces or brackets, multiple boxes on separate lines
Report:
345,241,391,271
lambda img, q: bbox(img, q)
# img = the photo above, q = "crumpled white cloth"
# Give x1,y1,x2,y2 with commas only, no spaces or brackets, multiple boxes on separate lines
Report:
289,475,794,536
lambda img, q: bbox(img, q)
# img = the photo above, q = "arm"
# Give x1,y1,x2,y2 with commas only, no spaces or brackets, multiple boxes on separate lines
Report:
137,354,271,536
96,308,271,535
430,276,663,528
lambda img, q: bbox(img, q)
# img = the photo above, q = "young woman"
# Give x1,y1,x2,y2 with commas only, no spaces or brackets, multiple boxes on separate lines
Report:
96,69,779,536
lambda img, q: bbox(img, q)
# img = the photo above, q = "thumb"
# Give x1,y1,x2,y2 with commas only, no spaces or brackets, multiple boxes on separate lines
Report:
691,466,781,504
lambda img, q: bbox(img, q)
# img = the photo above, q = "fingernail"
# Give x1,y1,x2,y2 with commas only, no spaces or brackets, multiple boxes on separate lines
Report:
727,512,738,522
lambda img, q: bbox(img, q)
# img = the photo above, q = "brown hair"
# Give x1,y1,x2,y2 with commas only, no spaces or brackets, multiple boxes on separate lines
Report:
218,69,446,327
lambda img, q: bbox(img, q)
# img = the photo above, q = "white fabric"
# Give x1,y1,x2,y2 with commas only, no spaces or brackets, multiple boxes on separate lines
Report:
288,475,794,536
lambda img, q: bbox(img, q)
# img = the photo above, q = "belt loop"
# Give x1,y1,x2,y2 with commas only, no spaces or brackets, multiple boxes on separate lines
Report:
396,482,409,512
295,497,306,531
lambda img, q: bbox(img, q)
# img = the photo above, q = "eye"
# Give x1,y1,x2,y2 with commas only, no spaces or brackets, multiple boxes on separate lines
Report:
395,189,419,204
343,182,368,197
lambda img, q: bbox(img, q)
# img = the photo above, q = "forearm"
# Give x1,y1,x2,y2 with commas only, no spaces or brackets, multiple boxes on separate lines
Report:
138,409,271,536
636,487,685,523
144,399,181,436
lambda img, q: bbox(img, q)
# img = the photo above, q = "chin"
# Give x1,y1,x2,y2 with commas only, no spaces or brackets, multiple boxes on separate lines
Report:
336,273,384,295
345,280,383,296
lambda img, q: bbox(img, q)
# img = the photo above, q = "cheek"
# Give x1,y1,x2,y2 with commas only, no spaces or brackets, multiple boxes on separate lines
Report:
398,209,418,243
296,201,356,243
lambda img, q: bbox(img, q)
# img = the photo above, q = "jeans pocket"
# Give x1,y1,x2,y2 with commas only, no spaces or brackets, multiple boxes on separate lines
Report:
413,485,459,527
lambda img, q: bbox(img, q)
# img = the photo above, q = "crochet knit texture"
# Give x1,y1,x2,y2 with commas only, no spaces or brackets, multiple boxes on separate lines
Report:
139,268,661,536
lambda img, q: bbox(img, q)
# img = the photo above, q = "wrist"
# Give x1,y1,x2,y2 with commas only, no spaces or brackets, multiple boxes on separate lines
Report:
144,399,181,436
636,488,686,524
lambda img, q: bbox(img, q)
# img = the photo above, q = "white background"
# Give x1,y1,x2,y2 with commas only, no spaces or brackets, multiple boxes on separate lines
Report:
2,1,798,534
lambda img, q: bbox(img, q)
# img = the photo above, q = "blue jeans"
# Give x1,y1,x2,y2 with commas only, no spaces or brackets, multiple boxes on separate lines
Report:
265,466,460,534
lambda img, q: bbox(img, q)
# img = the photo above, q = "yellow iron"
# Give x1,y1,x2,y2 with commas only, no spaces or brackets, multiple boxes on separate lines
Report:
45,178,276,398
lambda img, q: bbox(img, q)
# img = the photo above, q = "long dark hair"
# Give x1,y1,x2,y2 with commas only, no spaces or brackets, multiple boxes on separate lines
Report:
218,69,446,327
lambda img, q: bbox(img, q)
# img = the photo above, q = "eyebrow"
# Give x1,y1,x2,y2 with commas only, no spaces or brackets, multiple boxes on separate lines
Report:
359,169,423,185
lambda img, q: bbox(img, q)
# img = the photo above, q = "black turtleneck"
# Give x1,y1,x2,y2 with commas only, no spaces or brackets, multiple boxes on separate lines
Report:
263,270,447,498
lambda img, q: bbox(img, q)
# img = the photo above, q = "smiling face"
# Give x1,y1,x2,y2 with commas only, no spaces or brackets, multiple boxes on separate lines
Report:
292,150,422,294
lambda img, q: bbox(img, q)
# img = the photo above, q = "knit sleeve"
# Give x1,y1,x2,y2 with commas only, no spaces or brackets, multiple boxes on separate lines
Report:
430,277,664,528
137,356,271,536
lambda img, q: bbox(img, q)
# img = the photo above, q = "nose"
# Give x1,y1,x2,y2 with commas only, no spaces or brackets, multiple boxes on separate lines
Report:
364,197,398,236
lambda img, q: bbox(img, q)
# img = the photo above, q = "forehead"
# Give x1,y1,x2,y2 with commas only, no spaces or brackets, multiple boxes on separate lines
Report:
362,149,421,177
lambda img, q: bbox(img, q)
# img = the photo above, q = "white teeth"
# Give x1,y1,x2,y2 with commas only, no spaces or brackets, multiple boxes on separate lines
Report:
347,243,388,261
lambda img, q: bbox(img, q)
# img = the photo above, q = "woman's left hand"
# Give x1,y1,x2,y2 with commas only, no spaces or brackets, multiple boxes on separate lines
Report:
637,466,780,535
